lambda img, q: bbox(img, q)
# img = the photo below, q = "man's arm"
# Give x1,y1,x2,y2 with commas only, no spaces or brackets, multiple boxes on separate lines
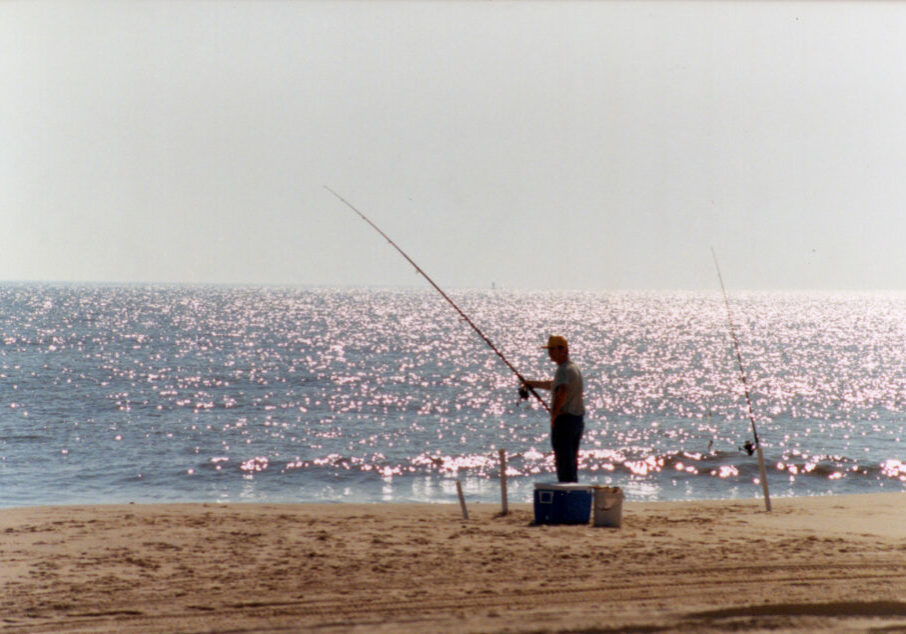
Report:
550,384,567,424
523,379,553,391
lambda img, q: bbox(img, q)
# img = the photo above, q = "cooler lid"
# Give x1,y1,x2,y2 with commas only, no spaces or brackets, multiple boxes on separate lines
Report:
534,482,592,491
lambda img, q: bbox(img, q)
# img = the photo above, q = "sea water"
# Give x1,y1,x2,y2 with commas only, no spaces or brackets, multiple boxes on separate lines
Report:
1,284,905,507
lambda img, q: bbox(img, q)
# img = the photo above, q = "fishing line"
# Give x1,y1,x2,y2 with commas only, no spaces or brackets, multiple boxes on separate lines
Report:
325,186,550,412
711,247,772,512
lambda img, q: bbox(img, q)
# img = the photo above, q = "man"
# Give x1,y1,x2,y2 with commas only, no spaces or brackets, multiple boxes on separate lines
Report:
522,335,585,482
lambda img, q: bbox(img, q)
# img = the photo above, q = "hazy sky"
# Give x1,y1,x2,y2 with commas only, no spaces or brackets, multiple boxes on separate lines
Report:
4,1,906,289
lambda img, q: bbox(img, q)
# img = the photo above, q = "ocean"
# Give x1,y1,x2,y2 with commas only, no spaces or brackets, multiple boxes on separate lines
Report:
1,284,905,508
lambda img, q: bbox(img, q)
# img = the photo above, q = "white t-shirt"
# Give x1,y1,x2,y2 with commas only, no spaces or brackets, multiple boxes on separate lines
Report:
552,360,585,416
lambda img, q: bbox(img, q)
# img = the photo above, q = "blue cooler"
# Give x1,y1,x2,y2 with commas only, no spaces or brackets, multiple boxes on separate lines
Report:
533,483,593,525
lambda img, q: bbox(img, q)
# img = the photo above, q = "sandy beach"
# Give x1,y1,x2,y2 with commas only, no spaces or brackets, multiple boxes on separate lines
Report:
2,493,906,633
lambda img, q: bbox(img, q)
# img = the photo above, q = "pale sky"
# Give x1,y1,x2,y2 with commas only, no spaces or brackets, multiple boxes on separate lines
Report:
3,1,906,290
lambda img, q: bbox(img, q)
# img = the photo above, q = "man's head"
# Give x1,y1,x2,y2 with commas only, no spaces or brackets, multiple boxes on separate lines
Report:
542,335,569,364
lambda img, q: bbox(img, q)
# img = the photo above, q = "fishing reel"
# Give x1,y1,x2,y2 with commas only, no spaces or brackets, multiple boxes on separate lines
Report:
740,440,756,456
518,385,530,401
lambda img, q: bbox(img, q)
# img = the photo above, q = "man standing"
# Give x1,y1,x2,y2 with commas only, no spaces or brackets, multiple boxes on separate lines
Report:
523,335,585,482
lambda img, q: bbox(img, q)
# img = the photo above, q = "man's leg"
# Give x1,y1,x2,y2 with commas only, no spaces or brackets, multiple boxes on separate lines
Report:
552,419,569,481
568,418,584,482
552,416,583,482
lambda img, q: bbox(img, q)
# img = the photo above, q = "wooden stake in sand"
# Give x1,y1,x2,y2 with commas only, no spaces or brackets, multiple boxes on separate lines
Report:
456,480,469,520
499,448,508,516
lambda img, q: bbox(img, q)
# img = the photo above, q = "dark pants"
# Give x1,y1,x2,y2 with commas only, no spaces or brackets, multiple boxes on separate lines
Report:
551,414,584,483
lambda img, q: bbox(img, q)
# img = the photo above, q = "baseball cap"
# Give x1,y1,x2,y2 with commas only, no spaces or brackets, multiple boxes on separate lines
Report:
541,335,568,349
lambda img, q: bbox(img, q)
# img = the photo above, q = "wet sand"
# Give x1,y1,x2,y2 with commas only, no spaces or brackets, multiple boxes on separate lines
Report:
2,493,906,633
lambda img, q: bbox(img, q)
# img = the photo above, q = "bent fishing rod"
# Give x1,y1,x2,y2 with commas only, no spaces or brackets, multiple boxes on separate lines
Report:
325,186,550,412
711,247,772,512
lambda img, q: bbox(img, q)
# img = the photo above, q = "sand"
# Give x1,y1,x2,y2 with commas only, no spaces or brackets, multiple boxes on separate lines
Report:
2,493,906,633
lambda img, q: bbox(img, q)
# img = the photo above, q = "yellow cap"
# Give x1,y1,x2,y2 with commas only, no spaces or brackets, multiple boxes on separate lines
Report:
541,335,568,349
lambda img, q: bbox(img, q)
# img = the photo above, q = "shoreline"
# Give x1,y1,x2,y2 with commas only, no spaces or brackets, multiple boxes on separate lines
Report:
3,493,906,632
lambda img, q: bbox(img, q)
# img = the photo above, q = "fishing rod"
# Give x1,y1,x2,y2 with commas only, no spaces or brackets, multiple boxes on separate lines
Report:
711,247,772,512
325,186,550,412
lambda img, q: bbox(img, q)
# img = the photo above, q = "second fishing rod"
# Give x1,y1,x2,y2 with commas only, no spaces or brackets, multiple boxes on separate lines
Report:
711,247,772,512
325,186,550,412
